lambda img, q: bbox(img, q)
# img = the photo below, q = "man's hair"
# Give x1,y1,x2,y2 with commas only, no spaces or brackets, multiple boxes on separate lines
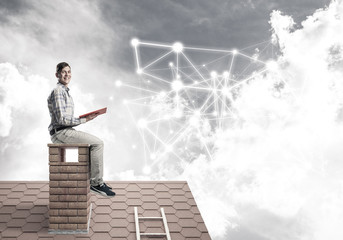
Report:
56,62,71,74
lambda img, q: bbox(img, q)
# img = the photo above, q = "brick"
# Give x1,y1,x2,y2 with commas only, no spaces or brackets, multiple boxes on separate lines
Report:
49,223,59,229
77,181,88,187
49,209,59,216
68,188,87,195
59,181,77,188
77,223,88,229
49,166,59,173
78,166,89,173
50,216,68,224
49,195,59,202
59,209,78,216
68,216,88,224
49,161,88,166
78,154,89,162
49,202,68,209
49,155,61,162
69,202,88,209
59,224,77,230
50,174,68,181
77,195,88,202
77,209,88,216
69,173,88,181
50,188,68,195
78,147,89,155
49,181,59,188
59,195,78,202
49,147,60,155
58,166,79,173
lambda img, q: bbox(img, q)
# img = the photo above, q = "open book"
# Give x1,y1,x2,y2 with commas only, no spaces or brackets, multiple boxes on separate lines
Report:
79,107,107,118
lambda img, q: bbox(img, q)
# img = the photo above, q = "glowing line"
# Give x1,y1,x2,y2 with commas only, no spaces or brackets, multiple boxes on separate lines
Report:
134,45,140,70
138,41,173,49
142,50,173,70
181,52,207,81
142,72,172,85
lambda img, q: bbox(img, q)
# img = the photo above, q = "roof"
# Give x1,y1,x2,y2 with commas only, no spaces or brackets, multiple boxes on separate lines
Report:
0,181,212,240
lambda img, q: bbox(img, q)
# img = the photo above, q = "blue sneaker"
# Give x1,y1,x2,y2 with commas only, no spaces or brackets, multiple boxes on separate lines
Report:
91,184,115,197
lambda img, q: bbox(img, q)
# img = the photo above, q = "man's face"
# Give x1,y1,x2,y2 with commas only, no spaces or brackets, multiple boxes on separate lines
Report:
56,66,71,86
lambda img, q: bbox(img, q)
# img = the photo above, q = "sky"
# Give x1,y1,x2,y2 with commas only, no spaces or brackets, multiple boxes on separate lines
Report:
1,0,342,239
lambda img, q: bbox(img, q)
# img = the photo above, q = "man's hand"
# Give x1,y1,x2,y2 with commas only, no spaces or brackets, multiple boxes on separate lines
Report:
85,113,98,122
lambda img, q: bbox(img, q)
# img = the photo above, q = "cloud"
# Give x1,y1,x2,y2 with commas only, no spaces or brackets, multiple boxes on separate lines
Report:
122,1,343,239
173,1,343,239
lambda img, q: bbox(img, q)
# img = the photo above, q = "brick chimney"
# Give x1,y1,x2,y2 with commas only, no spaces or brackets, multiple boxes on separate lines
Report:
48,143,92,234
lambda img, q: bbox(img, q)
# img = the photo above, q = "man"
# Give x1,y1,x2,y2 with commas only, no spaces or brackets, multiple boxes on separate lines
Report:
47,62,115,198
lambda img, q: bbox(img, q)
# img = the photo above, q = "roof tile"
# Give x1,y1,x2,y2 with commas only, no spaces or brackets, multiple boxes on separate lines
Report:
141,195,158,202
17,232,39,240
109,218,129,228
12,184,27,192
181,227,202,238
1,227,22,237
94,214,112,223
0,181,211,239
92,222,111,232
126,184,141,192
22,222,43,232
108,227,130,237
154,184,169,192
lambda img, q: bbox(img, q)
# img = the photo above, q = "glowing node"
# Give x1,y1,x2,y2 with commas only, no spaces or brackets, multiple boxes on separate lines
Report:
169,62,174,67
109,96,114,101
150,153,157,160
137,119,148,128
173,109,183,118
122,99,128,105
194,80,198,84
142,165,151,175
163,114,171,120
189,115,200,127
202,64,206,67
222,87,230,96
176,75,180,79
212,111,218,116
267,60,278,71
172,80,184,91
131,38,139,47
137,68,143,74
159,91,166,97
165,145,173,152
169,130,174,134
132,144,137,149
232,49,238,55
115,80,122,87
223,71,230,78
172,42,183,53
210,71,217,78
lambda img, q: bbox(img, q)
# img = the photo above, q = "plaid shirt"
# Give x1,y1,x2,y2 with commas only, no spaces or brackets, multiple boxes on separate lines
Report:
47,82,86,131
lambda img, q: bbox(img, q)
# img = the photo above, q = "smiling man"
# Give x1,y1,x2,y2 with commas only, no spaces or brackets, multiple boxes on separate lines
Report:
47,62,115,198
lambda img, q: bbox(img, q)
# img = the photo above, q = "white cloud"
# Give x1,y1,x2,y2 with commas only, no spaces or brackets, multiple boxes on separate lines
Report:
141,1,343,239
199,2,343,239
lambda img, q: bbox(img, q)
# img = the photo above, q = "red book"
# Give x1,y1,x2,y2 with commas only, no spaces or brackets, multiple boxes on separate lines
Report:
79,107,107,118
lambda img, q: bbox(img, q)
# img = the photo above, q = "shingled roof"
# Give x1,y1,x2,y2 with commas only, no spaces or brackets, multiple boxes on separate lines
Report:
0,181,212,240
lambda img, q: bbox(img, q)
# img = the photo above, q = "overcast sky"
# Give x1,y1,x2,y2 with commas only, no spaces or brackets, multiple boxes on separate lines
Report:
1,0,342,239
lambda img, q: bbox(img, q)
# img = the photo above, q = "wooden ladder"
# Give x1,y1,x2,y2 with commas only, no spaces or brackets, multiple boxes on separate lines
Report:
134,207,171,240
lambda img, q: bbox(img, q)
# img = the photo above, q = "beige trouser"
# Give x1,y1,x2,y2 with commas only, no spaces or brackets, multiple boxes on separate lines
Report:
51,128,104,186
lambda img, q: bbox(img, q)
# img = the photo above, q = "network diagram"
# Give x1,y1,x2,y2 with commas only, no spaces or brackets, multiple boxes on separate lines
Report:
118,39,279,175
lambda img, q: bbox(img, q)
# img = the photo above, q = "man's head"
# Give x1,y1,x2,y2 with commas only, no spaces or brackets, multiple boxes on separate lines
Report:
56,62,71,86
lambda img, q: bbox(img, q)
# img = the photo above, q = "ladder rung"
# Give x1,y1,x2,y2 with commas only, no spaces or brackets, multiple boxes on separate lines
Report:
140,233,167,236
139,216,163,220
